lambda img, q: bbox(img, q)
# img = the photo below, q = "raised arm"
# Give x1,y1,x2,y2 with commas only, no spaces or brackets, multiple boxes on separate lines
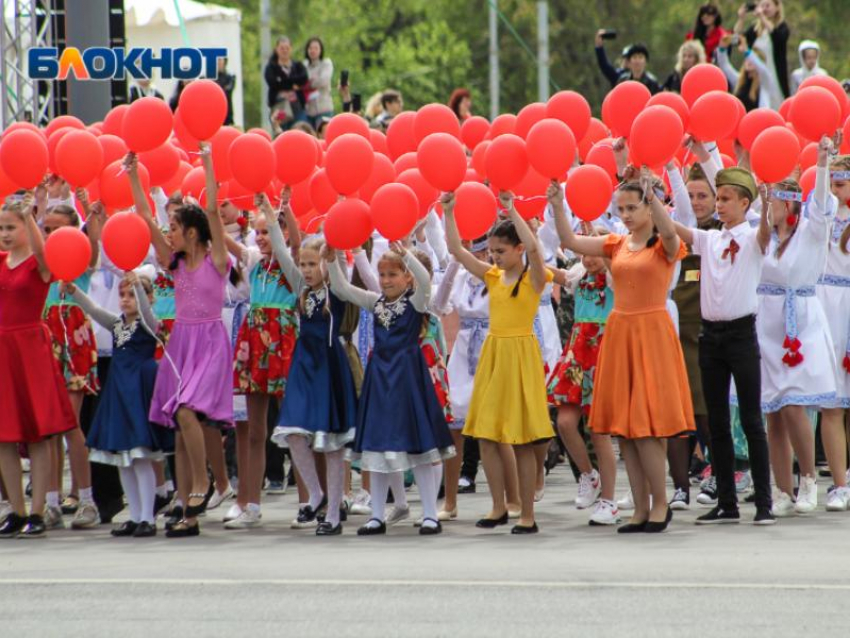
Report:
200,142,229,277
21,192,50,281
126,153,170,268
257,193,303,289
666,161,696,227
399,244,431,312
501,191,547,294
352,249,380,293
78,188,103,269
66,283,119,329
326,250,380,310
715,45,739,86
744,49,780,103
756,184,771,254
279,187,302,261
424,208,450,270
431,258,460,315
672,220,696,246
642,168,681,261
549,181,608,257
442,192,492,281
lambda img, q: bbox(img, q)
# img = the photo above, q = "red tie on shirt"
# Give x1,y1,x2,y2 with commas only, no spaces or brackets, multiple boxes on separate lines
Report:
722,238,739,264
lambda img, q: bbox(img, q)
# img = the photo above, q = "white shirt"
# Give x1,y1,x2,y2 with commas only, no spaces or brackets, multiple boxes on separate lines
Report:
691,221,764,321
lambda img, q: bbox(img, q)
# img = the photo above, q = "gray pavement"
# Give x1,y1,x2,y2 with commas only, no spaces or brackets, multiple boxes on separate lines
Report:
2,462,849,637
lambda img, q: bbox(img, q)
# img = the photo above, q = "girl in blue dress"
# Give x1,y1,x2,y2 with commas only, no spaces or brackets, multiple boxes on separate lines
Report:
62,271,172,538
327,243,455,536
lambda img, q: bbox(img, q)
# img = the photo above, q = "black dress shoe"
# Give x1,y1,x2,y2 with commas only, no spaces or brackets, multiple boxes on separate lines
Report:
110,521,139,537
153,494,172,518
165,520,200,538
0,513,27,538
318,506,348,525
295,495,328,527
20,514,46,538
316,521,342,536
644,507,673,533
165,506,184,531
98,498,125,525
133,521,157,537
510,522,539,534
419,519,443,535
617,521,648,534
184,493,208,519
356,519,387,536
475,512,509,528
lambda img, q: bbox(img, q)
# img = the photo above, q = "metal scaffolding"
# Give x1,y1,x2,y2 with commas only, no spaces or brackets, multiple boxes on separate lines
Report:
1,0,56,127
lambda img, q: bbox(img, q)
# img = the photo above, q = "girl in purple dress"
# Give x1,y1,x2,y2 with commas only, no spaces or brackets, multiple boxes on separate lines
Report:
129,145,237,538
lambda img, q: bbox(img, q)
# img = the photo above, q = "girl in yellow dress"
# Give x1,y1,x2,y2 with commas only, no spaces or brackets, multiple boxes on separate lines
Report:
444,191,553,534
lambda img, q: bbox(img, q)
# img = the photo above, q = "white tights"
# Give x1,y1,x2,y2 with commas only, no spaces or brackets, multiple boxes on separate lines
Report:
287,435,346,526
118,458,156,524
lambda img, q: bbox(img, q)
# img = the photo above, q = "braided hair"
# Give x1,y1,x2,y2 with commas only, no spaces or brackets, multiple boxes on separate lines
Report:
489,219,527,297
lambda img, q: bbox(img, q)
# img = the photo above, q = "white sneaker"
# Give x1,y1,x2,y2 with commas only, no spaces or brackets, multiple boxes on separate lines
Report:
575,469,601,509
589,499,621,525
617,490,634,511
71,502,99,529
223,503,243,523
794,475,817,514
349,489,372,516
696,476,718,506
385,505,410,526
224,508,262,529
207,484,234,511
771,490,796,517
826,486,850,512
44,505,65,529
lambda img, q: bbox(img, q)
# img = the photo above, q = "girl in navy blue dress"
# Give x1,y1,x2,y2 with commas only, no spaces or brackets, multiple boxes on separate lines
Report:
248,195,357,536
62,271,172,538
328,243,455,536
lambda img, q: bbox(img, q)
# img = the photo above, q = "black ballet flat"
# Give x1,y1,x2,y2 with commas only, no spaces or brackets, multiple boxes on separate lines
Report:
165,520,200,538
184,493,208,519
356,519,387,536
110,521,139,537
165,506,184,531
644,507,673,534
475,512,509,529
316,521,342,536
0,513,27,538
133,521,157,538
617,521,648,534
419,519,443,536
510,522,539,535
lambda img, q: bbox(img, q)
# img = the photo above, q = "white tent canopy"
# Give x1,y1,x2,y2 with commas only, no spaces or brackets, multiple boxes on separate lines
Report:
124,0,244,127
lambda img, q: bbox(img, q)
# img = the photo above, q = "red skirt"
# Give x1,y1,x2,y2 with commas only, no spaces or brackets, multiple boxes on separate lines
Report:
0,323,77,443
44,305,99,394
233,307,298,397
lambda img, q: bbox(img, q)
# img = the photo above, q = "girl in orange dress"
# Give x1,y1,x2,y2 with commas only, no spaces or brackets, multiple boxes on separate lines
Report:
552,171,695,534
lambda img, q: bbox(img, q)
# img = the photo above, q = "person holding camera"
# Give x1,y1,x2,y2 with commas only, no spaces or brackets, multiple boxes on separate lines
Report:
265,36,309,134
594,30,660,94
734,0,790,99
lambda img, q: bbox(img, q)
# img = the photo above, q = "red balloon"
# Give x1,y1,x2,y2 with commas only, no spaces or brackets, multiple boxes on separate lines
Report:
229,134,275,193
454,181,497,240
181,166,207,203
122,97,173,152
414,104,461,144
485,134,528,190
394,152,418,175
385,111,417,160
488,114,517,139
138,142,180,187
325,133,374,195
799,142,818,171
223,179,264,210
526,119,576,180
101,211,152,271
602,81,651,138
513,167,549,221
162,160,192,196
45,115,85,138
209,126,240,182
461,116,490,150
178,79,227,141
44,227,91,281
360,154,396,204
309,168,338,214
629,104,684,166
566,165,613,222
369,128,389,156
647,92,690,130
100,159,149,210
471,140,490,180
173,109,200,153
325,113,370,145
515,103,547,139
247,128,272,141
289,175,315,217
578,117,610,162
790,86,841,142
397,168,438,219
799,165,817,199
324,198,373,250
720,153,736,169
751,127,801,183
779,97,793,121
102,105,130,137
47,128,72,175
681,63,728,108
98,134,129,171
799,75,850,121
272,130,318,185
4,121,46,141
0,162,17,198
737,108,785,150
417,133,467,192
0,129,48,188
585,140,619,187
546,90,592,141
688,91,738,142
55,130,103,187
843,118,850,154
371,183,418,241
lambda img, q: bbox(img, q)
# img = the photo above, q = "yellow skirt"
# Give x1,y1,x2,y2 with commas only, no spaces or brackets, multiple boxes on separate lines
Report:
463,334,553,444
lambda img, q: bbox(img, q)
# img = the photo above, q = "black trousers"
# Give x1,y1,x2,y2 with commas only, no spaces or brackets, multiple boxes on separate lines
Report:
460,435,480,482
699,315,771,510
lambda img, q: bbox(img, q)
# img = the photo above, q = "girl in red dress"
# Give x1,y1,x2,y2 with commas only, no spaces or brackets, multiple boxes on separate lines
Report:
0,193,77,538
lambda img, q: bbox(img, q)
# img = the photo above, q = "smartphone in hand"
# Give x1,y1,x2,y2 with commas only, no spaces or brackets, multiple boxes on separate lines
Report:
601,30,617,40
340,69,350,88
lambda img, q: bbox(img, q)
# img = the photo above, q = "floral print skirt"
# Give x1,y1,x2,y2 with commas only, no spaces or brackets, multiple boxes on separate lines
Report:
233,306,297,397
547,321,604,415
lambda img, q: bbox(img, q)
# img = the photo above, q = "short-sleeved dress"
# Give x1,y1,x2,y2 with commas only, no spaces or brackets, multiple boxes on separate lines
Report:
589,235,695,439
463,266,555,445
0,253,77,443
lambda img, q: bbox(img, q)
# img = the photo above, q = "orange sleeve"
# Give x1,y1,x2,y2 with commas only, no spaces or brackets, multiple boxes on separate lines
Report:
653,236,688,262
602,234,623,259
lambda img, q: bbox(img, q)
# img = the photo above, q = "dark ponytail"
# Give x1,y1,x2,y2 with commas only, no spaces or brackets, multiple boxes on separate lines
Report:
489,219,528,297
169,203,241,286
617,181,660,248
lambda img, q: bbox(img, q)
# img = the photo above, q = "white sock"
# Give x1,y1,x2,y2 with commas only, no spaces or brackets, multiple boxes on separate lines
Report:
79,487,94,504
118,467,141,523
388,471,408,508
46,491,60,509
325,450,345,527
155,484,168,498
165,480,175,492
133,460,157,524
287,435,324,509
368,472,390,525
413,464,438,527
432,462,443,494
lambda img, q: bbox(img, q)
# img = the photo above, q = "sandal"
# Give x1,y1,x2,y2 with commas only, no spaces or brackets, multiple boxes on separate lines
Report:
165,519,200,538
184,493,208,519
